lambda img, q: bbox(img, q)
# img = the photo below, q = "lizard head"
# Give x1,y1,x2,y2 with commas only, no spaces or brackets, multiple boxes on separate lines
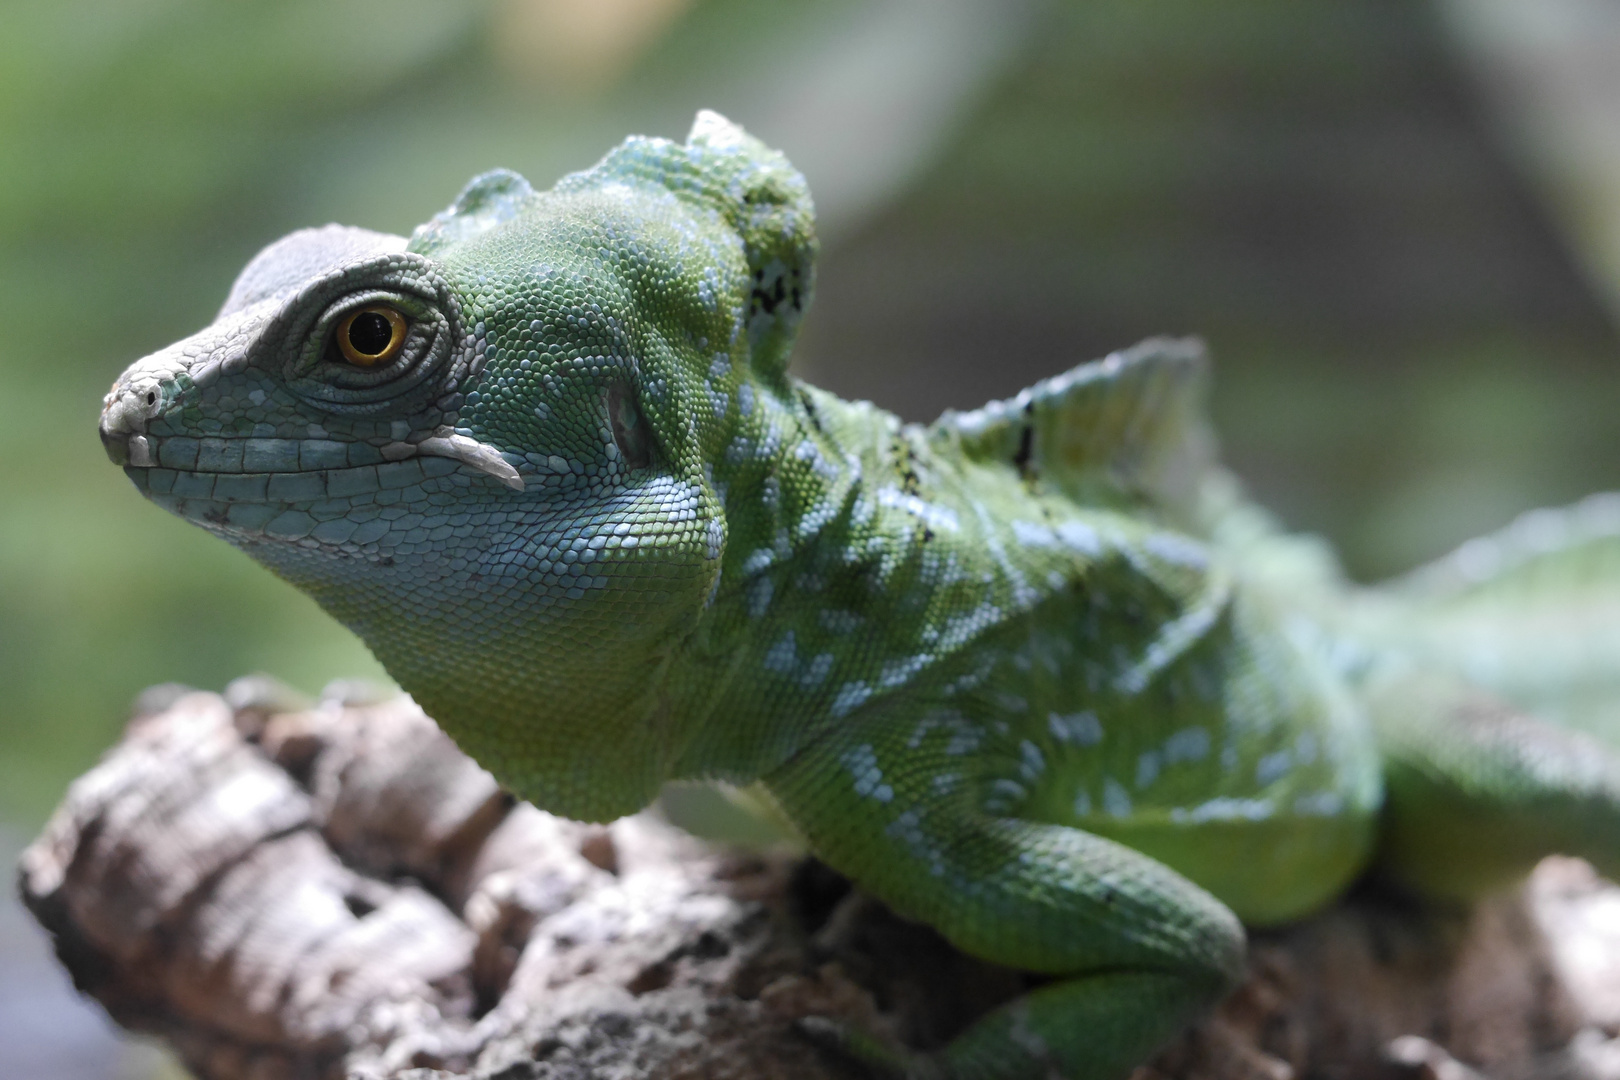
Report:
97,111,818,819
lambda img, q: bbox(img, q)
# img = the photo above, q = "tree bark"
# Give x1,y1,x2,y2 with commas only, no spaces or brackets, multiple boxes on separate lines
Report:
19,682,1620,1080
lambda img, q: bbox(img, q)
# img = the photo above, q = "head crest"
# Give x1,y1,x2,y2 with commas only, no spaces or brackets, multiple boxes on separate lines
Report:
557,110,818,380
409,169,536,256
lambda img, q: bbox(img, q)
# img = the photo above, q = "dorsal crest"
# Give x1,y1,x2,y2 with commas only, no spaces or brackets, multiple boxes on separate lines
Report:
929,337,1213,513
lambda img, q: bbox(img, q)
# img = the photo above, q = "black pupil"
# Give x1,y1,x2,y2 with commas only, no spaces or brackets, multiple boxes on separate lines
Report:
348,312,394,356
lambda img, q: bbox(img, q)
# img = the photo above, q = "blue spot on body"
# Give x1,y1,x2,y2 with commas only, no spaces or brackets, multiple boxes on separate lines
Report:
1256,750,1293,786
1048,711,1102,746
764,631,797,674
831,681,873,718
1103,779,1133,818
1163,727,1211,764
1135,751,1161,789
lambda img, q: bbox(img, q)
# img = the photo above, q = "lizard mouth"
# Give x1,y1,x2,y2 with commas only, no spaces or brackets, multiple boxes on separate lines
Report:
103,430,525,491
115,433,472,544
99,428,144,467
128,447,466,509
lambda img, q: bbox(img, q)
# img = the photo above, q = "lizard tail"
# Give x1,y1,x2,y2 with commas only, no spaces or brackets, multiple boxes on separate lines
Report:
1372,492,1620,740
1361,498,1620,901
1365,668,1620,903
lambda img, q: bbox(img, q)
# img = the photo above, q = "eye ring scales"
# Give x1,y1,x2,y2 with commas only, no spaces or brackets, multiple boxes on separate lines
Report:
336,305,408,367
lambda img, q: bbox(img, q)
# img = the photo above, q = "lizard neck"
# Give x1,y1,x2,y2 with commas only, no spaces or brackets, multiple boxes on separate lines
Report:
665,379,941,781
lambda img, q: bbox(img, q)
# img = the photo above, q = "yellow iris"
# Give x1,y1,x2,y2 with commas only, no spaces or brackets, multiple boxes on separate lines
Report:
336,306,407,367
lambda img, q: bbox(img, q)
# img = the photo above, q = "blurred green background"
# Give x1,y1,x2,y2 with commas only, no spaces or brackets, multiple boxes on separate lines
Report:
3,1,1620,1074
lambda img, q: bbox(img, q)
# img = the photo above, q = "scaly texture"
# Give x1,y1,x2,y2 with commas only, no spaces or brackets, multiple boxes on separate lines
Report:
99,111,1620,1080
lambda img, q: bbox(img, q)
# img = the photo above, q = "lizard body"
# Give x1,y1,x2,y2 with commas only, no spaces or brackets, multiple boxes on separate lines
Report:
100,112,1620,1079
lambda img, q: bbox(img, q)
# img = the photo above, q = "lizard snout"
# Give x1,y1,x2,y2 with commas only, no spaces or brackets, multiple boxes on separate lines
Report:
99,382,163,467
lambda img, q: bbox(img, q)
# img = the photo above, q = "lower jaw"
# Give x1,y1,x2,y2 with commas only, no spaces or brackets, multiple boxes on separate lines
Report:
127,455,467,547
141,487,390,549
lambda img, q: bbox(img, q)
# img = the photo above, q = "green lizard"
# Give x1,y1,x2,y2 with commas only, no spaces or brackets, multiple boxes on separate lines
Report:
98,111,1620,1079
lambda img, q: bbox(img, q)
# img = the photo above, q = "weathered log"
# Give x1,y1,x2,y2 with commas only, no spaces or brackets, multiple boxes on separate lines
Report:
18,683,1620,1080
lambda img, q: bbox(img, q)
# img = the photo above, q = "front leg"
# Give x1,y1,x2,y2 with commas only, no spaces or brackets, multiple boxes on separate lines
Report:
765,713,1246,1080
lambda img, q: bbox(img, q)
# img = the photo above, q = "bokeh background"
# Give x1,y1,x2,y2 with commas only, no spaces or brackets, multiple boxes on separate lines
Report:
4,1,1620,1075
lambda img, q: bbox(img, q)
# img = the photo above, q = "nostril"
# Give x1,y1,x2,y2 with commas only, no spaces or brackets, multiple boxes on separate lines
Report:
102,384,165,431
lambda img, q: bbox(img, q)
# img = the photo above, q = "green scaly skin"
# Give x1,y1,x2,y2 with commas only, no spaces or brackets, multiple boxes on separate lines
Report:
98,112,1620,1080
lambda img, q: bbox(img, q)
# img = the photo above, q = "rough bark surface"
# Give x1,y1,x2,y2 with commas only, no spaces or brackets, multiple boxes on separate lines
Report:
19,682,1620,1080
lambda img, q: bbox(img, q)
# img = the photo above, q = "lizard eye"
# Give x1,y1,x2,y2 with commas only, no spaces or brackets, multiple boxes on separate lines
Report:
335,305,407,367
281,252,462,417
